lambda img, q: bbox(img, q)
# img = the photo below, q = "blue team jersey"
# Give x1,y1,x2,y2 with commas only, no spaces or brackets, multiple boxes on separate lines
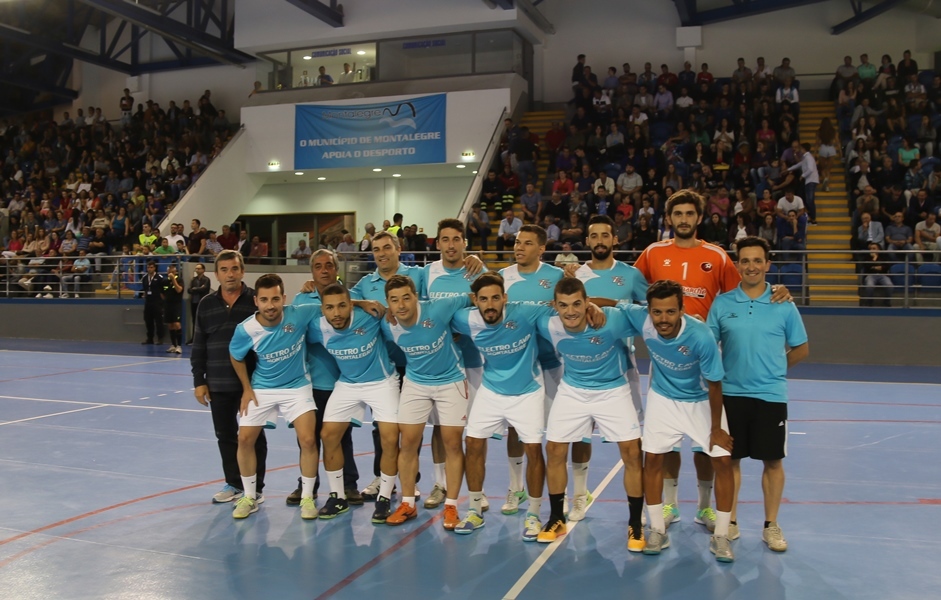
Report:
618,302,724,402
423,260,483,369
382,297,470,386
451,302,554,396
537,307,640,390
707,283,808,403
307,306,394,384
500,262,564,370
291,290,341,391
229,304,320,390
575,261,649,366
350,263,425,366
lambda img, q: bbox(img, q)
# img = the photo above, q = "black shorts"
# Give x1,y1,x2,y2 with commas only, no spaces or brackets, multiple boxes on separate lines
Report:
164,307,181,324
723,395,788,461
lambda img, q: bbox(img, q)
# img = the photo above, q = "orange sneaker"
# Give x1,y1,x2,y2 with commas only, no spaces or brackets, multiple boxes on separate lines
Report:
442,504,460,530
385,502,418,526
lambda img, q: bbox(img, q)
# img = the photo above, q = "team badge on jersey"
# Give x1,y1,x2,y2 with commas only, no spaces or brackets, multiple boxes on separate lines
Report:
354,327,367,335
663,259,672,266
677,345,691,356
504,320,518,330
282,323,296,334
612,276,624,286
700,262,713,272
590,336,605,345
539,279,552,289
421,319,434,328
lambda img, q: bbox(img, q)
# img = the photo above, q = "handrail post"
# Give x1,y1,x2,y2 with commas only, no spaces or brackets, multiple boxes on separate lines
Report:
903,252,910,308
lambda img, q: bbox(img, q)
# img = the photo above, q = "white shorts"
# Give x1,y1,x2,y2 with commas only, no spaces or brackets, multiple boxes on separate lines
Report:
466,367,483,400
546,381,642,444
400,377,469,427
543,366,562,415
642,388,730,458
627,364,644,423
240,385,316,428
323,375,400,425
817,144,837,158
466,384,545,444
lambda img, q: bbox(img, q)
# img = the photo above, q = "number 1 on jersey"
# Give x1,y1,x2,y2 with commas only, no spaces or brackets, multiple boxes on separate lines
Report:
681,262,688,280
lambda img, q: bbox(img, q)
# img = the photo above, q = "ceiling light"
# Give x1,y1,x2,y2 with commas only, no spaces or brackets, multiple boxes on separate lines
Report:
295,172,303,175
456,164,466,169
317,176,326,181
373,168,382,172
303,55,312,60
472,170,478,174
357,50,366,55
392,173,401,177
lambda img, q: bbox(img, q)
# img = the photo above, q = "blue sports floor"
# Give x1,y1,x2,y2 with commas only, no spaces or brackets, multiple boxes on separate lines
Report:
0,338,939,600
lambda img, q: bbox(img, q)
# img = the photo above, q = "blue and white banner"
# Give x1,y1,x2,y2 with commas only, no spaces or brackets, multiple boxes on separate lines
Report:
295,94,447,169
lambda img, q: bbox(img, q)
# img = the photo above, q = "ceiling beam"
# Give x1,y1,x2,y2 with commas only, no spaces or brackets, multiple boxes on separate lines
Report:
0,23,133,73
673,0,697,26
830,0,906,35
694,0,828,25
0,73,79,99
281,0,345,27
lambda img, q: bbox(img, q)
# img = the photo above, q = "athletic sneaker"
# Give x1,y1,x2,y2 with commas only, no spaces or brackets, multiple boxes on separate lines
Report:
663,503,680,528
345,488,364,505
627,525,646,553
361,476,381,502
454,510,484,534
372,496,392,524
763,522,788,552
521,513,542,542
695,507,717,532
212,484,243,504
729,522,740,541
567,492,593,522
710,535,735,563
318,492,350,519
424,484,446,509
300,497,318,520
232,496,258,519
386,502,418,525
501,489,528,515
643,530,670,555
165,345,175,353
286,479,302,506
536,518,566,543
173,346,183,354
481,495,490,512
442,505,460,530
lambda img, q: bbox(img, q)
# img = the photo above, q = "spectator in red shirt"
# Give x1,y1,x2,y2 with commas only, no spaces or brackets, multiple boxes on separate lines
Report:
217,224,238,250
696,63,714,86
552,170,575,199
657,64,678,91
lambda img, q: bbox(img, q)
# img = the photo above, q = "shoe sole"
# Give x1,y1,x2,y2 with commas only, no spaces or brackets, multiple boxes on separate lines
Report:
232,507,259,519
642,540,670,555
764,542,788,552
386,513,417,526
212,495,242,504
318,507,350,520
711,549,735,563
453,525,483,535
301,513,319,520
371,516,391,524
627,542,646,553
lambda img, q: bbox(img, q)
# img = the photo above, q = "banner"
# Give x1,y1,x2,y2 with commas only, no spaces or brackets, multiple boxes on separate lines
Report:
295,94,447,169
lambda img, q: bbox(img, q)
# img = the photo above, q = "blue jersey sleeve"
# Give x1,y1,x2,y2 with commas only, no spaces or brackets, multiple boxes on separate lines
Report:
695,326,725,383
349,278,366,300
616,301,648,331
229,322,253,362
450,308,472,336
604,306,640,339
628,269,649,304
513,301,555,324
783,303,809,348
437,294,472,319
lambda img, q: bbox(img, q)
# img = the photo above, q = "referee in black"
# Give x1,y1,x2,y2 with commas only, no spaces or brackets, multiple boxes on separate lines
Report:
190,250,268,504
141,260,165,345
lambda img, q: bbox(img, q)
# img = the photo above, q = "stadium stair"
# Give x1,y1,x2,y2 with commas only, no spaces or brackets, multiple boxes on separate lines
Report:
799,101,858,306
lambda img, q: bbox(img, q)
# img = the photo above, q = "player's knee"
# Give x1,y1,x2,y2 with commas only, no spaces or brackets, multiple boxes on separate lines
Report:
621,440,643,463
763,459,783,472
297,432,316,450
523,443,544,462
712,455,733,471
546,442,568,463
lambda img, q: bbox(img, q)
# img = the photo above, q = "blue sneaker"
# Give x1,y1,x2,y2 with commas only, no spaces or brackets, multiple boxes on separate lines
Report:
522,513,542,542
454,510,485,535
212,484,243,504
318,492,350,519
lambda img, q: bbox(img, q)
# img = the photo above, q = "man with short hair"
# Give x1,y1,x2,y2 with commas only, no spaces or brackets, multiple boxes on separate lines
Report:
519,183,543,223
192,250,268,504
292,239,312,264
857,212,885,249
187,263,210,344
885,212,914,262
834,56,857,91
141,260,165,345
915,213,940,261
188,219,207,256
786,144,819,224
229,274,321,520
708,236,809,552
162,263,184,354
496,208,523,260
772,58,795,86
617,164,643,197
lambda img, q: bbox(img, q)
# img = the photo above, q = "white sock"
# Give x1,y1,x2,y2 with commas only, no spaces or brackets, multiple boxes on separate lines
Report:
240,474,256,501
528,497,542,517
698,479,714,511
648,503,665,533
469,490,483,514
715,510,731,537
508,456,525,492
434,462,447,489
444,498,457,507
301,475,316,499
378,471,395,500
326,469,345,498
402,496,415,506
572,462,589,497
663,478,679,506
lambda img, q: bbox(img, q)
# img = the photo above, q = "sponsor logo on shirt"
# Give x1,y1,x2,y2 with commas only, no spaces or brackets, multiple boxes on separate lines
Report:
612,276,624,286
727,313,738,319
353,327,367,335
677,345,691,356
504,320,518,330
422,319,434,328
700,262,713,272
590,336,605,345
282,323,296,333
683,286,707,299
539,279,552,289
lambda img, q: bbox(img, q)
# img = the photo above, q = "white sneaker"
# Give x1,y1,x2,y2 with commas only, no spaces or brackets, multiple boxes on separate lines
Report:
212,484,243,503
174,346,183,354
59,293,68,298
501,489,529,515
43,293,53,299
361,476,382,501
73,294,80,298
42,285,52,291
567,492,593,522
166,346,175,353
763,522,788,552
521,513,542,542
104,284,113,290
481,494,490,513
35,293,42,298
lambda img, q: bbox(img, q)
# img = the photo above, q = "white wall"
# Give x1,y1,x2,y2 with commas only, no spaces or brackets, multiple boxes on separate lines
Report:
537,0,941,103
241,88,512,172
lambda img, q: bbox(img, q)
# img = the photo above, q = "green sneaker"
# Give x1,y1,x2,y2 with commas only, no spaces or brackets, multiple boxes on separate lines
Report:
501,489,529,515
663,503,680,528
300,497,318,520
232,496,258,519
695,507,717,532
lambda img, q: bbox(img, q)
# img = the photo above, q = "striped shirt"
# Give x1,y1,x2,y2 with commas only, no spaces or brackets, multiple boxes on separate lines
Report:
190,283,257,392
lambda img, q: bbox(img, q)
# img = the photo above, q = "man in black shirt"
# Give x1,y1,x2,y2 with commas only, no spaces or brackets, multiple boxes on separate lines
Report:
187,263,211,344
161,262,184,354
141,260,164,345
191,250,267,504
514,126,539,193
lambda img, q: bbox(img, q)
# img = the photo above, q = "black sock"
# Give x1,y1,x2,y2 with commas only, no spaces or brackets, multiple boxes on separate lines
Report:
172,330,180,346
549,493,565,522
731,520,737,525
628,496,644,527
764,520,771,529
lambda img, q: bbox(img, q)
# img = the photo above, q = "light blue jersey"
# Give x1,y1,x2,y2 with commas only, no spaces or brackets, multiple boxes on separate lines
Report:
350,263,425,366
575,261,649,366
307,306,394,384
291,290,341,391
500,262,564,370
230,304,320,390
537,307,640,390
707,283,808,403
424,260,483,369
451,302,554,396
382,296,470,386
619,302,724,402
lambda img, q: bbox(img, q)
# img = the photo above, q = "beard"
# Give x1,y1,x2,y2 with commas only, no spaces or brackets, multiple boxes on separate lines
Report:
482,309,501,324
591,244,612,261
673,224,696,239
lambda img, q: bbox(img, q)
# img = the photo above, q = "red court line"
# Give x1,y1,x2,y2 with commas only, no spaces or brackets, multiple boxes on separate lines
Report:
314,512,445,600
106,370,192,377
0,368,89,383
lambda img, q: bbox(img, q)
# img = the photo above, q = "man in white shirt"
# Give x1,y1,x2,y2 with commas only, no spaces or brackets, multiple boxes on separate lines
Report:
165,223,186,250
775,188,806,225
496,208,523,259
915,213,940,261
594,172,615,197
786,144,820,224
338,63,357,84
297,71,313,87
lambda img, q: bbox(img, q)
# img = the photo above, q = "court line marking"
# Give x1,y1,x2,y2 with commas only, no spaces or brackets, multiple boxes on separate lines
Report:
503,459,624,600
789,377,941,386
0,349,177,359
0,395,207,414
0,405,108,426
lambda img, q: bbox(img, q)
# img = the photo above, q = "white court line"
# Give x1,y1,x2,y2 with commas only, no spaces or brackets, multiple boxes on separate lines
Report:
92,358,179,370
0,395,207,414
0,349,178,360
503,459,625,600
0,405,108,426
789,377,941,386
